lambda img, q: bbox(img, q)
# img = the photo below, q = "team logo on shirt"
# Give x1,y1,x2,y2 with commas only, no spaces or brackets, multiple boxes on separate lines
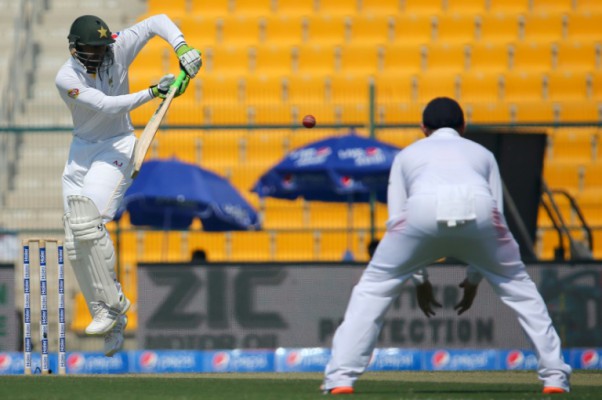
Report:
112,32,120,39
67,88,79,99
113,160,123,167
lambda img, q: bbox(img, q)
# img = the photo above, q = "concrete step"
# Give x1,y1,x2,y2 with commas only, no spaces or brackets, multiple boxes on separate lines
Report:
5,191,64,209
0,208,64,229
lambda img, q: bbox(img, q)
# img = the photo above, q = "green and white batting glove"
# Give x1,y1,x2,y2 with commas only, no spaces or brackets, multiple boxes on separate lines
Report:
175,43,202,78
149,73,189,99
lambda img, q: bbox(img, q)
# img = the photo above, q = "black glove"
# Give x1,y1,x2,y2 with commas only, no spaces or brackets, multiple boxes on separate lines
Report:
454,279,478,315
416,280,442,318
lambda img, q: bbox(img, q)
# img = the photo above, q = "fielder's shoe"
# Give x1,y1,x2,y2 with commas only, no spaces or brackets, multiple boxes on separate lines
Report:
324,386,354,395
85,297,131,335
543,387,567,394
104,315,127,357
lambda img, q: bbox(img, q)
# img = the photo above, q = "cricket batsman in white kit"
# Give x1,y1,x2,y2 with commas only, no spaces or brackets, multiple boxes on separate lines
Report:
323,97,571,395
55,14,201,356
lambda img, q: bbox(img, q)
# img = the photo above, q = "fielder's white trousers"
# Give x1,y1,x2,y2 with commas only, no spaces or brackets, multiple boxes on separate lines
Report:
324,194,571,391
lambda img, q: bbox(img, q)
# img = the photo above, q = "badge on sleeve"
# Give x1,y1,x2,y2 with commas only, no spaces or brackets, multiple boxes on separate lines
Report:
67,88,80,99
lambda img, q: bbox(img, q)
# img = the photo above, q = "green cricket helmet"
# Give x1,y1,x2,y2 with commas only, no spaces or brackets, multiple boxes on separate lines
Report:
68,15,115,73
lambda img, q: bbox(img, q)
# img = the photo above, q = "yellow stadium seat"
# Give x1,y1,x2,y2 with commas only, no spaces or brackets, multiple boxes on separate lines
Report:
198,74,245,105
359,0,401,15
244,74,285,105
189,231,228,262
583,161,602,189
464,102,510,123
556,101,601,123
565,12,602,40
306,15,349,45
415,72,460,103
423,42,468,73
501,71,545,102
130,40,172,75
248,104,295,124
531,0,574,13
377,103,423,124
348,14,393,44
374,72,417,103
550,129,597,162
203,102,249,125
316,231,353,261
433,14,477,44
263,205,307,229
307,202,351,229
327,74,371,104
380,42,425,74
230,231,273,261
459,71,502,103
593,230,602,259
487,0,530,14
163,100,205,126
260,15,306,45
509,102,557,123
536,228,563,260
179,16,219,46
316,0,359,15
232,0,273,16
403,0,444,15
147,0,188,15
285,74,328,104
509,42,553,72
519,13,566,43
249,45,292,75
203,46,250,77
475,14,521,43
575,0,602,12
554,41,601,72
292,44,337,75
545,71,589,101
197,131,244,168
190,0,232,16
574,188,602,224
590,71,602,100
445,0,487,14
543,160,583,192
217,16,262,46
391,14,433,44
274,231,317,261
154,129,201,163
467,42,510,73
336,43,381,75
241,131,289,165
335,104,370,124
274,0,315,15
377,129,424,148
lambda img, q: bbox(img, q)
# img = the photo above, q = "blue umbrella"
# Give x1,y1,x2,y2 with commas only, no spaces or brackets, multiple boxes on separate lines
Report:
252,132,401,260
116,159,260,231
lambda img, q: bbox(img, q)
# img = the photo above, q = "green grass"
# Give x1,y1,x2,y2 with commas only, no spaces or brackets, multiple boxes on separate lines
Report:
0,371,599,399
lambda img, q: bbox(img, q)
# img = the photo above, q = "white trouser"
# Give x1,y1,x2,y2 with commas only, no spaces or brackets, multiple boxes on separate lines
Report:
324,194,571,391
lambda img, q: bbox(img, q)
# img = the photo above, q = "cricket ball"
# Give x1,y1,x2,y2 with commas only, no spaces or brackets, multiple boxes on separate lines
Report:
302,114,316,129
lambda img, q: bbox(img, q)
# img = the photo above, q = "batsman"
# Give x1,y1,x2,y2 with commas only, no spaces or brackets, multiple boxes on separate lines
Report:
55,14,201,356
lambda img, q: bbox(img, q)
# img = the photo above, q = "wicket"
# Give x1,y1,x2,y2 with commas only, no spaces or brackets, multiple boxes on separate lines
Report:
22,239,66,375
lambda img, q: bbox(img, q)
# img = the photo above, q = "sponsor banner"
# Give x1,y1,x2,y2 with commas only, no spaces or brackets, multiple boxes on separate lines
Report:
0,264,17,352
425,349,498,371
66,352,128,374
203,350,274,373
501,350,538,370
130,350,202,373
137,263,602,350
368,348,422,371
275,348,331,372
570,349,602,369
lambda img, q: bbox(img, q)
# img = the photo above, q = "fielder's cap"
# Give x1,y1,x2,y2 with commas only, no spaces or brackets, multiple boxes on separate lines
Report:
68,15,115,46
422,97,465,131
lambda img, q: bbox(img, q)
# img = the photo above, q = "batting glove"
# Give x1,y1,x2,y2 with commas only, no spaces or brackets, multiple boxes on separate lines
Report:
175,43,202,78
149,73,189,99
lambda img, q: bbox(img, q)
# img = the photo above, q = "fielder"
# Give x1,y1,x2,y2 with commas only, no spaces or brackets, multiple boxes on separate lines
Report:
55,14,201,356
322,97,571,395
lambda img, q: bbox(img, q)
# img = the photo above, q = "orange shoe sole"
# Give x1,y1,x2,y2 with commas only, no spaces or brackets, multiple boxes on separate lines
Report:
543,387,566,394
330,386,354,395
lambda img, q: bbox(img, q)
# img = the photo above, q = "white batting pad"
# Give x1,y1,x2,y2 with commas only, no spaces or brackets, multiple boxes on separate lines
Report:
66,196,120,309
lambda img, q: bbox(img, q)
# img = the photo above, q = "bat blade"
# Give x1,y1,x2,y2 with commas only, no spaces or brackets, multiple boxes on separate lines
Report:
131,71,187,178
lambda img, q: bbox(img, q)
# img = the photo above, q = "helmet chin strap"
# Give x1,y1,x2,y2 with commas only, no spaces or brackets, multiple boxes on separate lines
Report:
70,46,114,74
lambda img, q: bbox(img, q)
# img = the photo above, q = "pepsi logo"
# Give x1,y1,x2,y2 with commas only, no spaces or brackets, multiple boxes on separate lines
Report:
315,147,331,156
581,350,599,368
139,351,158,369
432,350,450,369
340,176,353,187
506,350,524,369
67,353,85,372
285,351,302,367
212,352,230,370
0,354,12,371
365,147,379,156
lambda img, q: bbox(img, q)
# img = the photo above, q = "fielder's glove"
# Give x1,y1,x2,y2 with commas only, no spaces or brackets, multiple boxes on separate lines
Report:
175,43,202,78
454,279,478,315
416,280,442,318
149,73,190,99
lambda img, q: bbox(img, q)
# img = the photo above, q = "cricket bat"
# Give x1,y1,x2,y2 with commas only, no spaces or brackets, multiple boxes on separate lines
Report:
131,70,187,178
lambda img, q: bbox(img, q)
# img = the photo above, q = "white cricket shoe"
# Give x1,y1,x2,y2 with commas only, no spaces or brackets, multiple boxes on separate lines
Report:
104,315,128,357
85,296,131,335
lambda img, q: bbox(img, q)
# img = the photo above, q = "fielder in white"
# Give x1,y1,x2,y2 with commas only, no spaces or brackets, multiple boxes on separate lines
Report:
323,97,571,395
55,14,201,356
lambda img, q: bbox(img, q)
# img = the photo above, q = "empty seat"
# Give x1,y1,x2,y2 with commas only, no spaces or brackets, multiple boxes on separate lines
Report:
260,15,305,45
553,41,601,72
380,42,425,74
545,71,589,101
501,71,545,102
433,14,477,44
241,131,290,165
198,74,245,104
358,0,401,15
148,0,188,15
317,231,354,261
583,161,602,188
519,13,566,43
191,0,232,15
487,0,530,14
391,14,433,44
285,74,328,104
509,102,557,123
316,0,359,15
201,104,250,125
308,202,351,229
377,103,423,124
575,0,602,12
292,44,337,75
565,12,602,40
543,160,583,191
197,132,244,167
217,16,262,46
415,72,460,103
403,0,444,14
374,72,417,103
232,0,273,16
550,129,597,162
249,45,292,75
230,231,273,261
327,74,371,104
459,71,502,102
274,231,317,261
509,42,553,72
244,74,285,104
445,0,486,14
306,15,349,45
336,43,381,75
180,16,219,46
189,231,228,261
475,14,521,43
590,71,602,99
467,42,510,72
348,14,393,44
423,42,468,73
556,101,602,123
274,0,315,15
203,46,250,76
531,0,574,13
464,102,510,123
163,100,205,126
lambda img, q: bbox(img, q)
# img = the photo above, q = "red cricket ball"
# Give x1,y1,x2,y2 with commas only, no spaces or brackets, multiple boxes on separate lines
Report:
302,114,316,128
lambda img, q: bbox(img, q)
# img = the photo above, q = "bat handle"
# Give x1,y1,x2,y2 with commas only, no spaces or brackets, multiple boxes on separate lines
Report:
172,70,188,90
